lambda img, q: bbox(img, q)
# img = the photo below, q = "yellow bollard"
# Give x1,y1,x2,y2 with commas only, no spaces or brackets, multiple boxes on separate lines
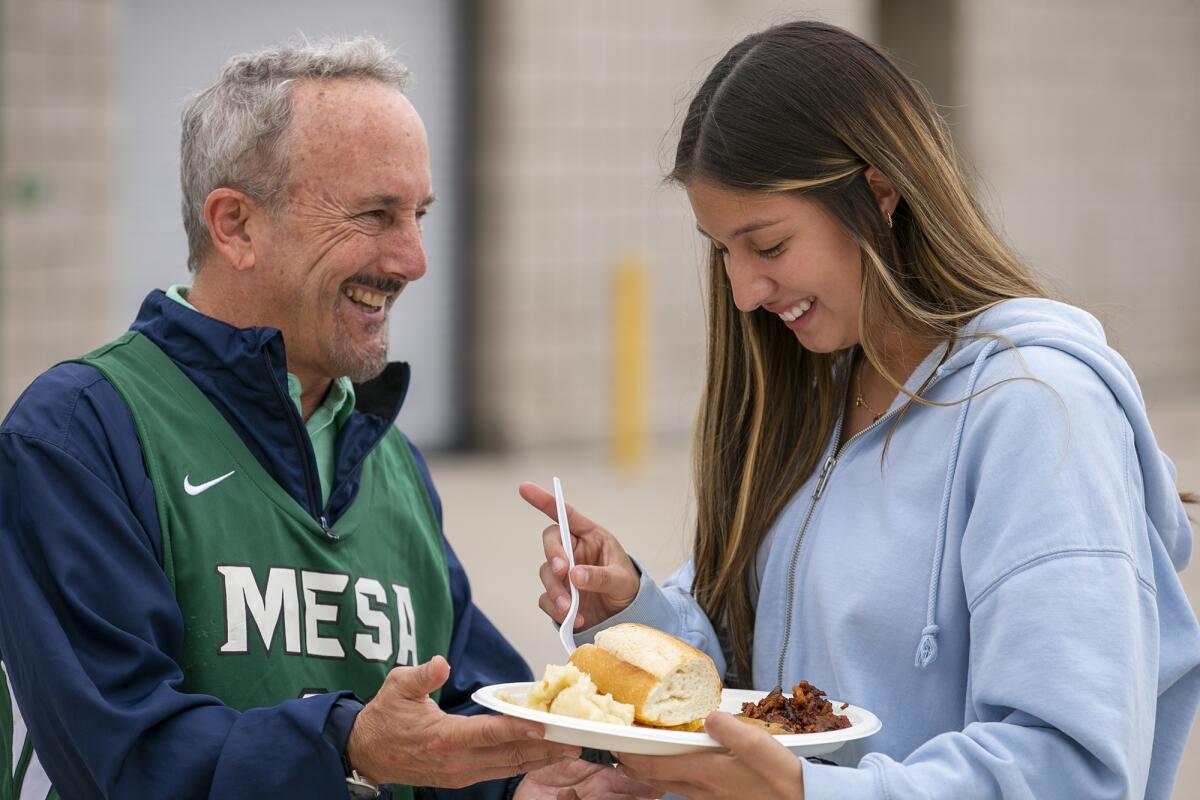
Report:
612,253,649,471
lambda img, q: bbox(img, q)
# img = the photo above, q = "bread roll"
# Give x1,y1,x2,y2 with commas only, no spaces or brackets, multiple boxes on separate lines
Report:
568,623,722,727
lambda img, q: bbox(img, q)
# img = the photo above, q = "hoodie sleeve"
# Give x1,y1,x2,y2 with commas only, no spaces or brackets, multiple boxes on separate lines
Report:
0,365,356,799
804,345,1190,799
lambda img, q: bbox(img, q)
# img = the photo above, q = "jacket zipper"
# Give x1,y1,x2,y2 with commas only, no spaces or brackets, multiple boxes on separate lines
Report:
262,349,338,541
771,348,955,686
323,444,378,534
773,405,900,688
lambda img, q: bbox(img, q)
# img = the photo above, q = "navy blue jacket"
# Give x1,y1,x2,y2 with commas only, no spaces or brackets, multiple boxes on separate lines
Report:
0,291,531,799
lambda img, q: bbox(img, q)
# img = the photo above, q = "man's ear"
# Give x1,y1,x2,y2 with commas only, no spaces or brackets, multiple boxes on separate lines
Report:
863,166,901,218
203,188,260,271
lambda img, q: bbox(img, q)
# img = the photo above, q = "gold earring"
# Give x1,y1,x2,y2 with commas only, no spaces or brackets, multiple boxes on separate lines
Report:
885,210,893,229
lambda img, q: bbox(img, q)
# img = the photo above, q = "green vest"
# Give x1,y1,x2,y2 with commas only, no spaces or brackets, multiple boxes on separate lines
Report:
14,330,453,797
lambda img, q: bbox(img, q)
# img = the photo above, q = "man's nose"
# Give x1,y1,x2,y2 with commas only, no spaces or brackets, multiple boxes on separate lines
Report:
380,222,427,281
726,255,772,313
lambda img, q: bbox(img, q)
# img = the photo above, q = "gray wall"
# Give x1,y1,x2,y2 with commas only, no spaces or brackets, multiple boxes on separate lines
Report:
957,0,1200,393
1,0,120,406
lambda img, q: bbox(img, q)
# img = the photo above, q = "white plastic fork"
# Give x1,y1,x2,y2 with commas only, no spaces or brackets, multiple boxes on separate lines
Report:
553,476,580,656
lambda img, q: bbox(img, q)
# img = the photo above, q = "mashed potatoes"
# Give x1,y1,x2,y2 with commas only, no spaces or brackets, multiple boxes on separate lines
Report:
511,663,635,726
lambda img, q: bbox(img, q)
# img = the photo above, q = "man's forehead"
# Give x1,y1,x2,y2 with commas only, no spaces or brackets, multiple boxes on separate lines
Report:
285,78,430,190
288,79,425,153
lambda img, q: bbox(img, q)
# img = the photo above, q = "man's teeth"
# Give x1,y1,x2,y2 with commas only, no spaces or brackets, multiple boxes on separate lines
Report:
779,298,813,323
345,287,385,309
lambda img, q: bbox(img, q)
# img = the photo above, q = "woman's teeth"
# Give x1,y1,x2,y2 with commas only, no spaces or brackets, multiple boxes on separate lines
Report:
779,298,813,323
345,287,385,309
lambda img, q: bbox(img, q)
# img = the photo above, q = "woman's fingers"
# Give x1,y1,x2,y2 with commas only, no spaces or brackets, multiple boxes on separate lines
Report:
537,591,565,624
570,562,639,606
538,559,566,596
702,711,774,753
519,481,602,536
541,524,572,570
536,589,587,629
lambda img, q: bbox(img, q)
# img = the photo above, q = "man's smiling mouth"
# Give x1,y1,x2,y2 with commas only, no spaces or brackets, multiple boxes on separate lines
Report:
344,286,387,310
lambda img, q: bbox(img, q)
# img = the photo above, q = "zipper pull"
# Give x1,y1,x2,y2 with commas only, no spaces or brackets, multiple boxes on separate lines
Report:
320,515,340,541
813,456,836,500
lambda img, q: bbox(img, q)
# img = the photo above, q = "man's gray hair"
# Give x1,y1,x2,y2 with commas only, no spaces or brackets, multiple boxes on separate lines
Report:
180,37,410,272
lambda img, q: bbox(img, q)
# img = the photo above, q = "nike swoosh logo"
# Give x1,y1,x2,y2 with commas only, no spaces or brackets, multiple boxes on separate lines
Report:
183,470,236,496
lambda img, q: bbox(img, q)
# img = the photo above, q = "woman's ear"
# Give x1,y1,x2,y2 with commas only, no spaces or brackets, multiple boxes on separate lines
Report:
203,188,259,271
864,166,900,218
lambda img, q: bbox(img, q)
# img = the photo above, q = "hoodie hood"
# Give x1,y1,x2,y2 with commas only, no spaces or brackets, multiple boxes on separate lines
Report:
941,298,1191,571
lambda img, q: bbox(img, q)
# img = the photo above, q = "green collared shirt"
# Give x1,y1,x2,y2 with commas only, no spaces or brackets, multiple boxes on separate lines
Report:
165,284,354,505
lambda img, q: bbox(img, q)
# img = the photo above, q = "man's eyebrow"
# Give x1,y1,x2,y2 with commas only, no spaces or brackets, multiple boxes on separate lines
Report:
696,218,783,241
363,192,438,208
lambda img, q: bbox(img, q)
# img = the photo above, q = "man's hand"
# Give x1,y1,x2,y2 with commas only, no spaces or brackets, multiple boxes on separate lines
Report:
345,656,582,788
515,759,661,800
615,712,805,800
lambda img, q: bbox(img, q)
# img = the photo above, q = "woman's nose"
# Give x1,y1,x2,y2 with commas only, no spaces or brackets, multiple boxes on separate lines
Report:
726,255,773,313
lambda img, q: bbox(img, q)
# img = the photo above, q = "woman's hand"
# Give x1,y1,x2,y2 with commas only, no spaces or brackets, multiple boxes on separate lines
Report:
614,712,805,800
519,481,641,630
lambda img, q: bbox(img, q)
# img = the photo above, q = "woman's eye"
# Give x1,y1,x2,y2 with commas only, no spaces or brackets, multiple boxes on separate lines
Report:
757,243,785,259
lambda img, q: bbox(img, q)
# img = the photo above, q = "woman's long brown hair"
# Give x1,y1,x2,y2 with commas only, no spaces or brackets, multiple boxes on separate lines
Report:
669,21,1053,684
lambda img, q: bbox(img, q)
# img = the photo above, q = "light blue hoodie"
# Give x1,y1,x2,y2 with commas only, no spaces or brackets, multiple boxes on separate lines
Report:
578,298,1200,799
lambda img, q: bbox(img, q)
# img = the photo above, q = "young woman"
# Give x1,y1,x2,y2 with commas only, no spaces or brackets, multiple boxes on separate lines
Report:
521,20,1200,800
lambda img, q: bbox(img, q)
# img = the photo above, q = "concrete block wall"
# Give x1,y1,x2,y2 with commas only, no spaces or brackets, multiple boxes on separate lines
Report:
470,0,874,450
956,0,1200,391
0,0,121,410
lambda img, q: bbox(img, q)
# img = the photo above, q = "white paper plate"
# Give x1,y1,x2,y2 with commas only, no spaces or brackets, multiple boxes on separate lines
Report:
471,683,882,757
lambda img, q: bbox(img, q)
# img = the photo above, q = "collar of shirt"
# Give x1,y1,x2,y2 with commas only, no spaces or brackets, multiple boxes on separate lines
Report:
164,284,356,433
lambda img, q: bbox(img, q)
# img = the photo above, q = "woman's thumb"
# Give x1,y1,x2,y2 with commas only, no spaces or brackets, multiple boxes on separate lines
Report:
572,561,639,603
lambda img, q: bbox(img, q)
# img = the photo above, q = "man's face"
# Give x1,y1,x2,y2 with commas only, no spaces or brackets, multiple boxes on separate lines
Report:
252,79,433,384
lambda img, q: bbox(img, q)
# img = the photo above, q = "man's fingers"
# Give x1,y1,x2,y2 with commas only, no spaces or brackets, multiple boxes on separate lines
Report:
495,741,582,768
598,768,665,797
444,712,539,748
612,760,668,795
616,760,701,800
459,754,577,788
463,740,581,773
385,655,450,698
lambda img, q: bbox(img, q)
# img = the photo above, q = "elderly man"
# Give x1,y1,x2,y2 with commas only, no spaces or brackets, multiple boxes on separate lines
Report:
0,39,652,800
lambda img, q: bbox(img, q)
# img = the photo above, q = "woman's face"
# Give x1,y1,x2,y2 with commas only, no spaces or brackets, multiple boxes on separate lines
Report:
686,179,864,353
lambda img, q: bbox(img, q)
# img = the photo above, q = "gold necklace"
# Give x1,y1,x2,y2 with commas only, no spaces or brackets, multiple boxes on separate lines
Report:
854,359,886,422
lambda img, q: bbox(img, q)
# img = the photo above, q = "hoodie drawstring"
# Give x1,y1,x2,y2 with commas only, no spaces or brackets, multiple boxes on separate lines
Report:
917,340,999,669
